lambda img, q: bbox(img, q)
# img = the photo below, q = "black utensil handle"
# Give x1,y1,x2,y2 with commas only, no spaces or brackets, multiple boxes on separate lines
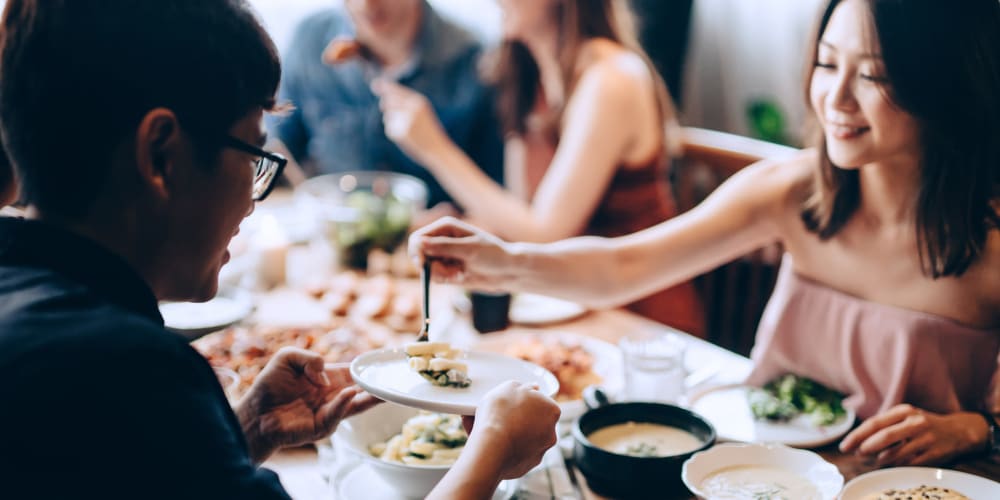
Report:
422,260,431,328
582,385,611,410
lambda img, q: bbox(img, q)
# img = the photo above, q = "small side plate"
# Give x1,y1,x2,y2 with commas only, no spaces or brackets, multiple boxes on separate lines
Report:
688,384,855,448
160,294,253,340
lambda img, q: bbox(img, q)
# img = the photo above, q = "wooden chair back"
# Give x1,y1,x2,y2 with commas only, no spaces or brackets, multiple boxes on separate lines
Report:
673,127,798,356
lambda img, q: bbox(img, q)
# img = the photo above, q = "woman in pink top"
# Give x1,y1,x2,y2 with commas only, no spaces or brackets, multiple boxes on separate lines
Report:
409,0,1000,466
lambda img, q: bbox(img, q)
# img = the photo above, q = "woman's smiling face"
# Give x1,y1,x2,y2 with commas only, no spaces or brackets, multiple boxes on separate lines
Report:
809,0,921,169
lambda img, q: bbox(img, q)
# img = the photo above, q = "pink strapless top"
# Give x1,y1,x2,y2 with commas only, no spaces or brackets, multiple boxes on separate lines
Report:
747,257,1000,419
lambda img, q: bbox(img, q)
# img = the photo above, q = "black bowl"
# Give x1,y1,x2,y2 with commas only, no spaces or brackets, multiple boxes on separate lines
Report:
573,399,716,499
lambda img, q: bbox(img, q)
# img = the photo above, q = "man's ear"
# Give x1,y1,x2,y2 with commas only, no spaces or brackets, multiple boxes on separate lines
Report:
134,108,183,202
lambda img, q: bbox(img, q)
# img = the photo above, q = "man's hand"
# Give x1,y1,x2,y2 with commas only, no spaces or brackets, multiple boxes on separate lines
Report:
427,382,560,500
235,347,381,463
465,381,561,479
839,404,990,466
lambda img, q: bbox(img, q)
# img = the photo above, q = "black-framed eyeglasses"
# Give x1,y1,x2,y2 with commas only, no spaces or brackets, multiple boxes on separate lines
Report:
222,136,287,201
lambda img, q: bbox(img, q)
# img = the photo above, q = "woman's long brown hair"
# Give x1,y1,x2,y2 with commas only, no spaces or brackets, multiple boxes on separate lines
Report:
800,0,1000,278
487,0,677,147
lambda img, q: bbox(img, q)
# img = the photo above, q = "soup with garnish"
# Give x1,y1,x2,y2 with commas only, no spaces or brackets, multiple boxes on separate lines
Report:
700,465,821,500
586,422,703,457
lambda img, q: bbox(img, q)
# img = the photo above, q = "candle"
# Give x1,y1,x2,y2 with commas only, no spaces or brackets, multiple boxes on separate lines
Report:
255,214,289,289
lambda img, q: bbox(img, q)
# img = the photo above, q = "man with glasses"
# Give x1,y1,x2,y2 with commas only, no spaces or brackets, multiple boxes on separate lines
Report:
222,135,288,202
0,2,559,498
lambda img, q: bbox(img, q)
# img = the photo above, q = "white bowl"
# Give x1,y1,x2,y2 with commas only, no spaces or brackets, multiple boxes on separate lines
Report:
839,467,1000,499
682,443,844,499
333,402,452,499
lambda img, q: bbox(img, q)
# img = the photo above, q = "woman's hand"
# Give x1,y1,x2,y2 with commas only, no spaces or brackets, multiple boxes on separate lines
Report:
408,216,517,290
372,79,453,166
839,404,991,466
235,348,381,463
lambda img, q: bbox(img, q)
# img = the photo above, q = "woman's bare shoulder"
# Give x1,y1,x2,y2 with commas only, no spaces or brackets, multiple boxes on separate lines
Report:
737,149,816,199
575,39,651,84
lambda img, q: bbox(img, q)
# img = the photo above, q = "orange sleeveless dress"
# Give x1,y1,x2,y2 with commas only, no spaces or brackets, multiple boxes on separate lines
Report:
519,116,706,337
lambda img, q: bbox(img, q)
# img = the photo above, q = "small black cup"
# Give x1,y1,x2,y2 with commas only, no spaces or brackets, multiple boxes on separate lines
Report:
469,291,511,333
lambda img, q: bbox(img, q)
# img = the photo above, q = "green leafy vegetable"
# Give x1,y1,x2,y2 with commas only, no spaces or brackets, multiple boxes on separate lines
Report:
337,191,412,269
748,374,846,426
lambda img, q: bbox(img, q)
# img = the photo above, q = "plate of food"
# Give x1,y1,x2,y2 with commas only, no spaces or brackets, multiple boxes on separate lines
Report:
509,293,588,326
160,293,253,339
475,332,623,421
688,374,855,448
682,442,844,500
839,467,1000,500
350,341,560,415
452,292,587,326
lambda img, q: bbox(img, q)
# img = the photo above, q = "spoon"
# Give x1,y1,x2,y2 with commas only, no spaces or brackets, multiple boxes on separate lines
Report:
417,260,431,342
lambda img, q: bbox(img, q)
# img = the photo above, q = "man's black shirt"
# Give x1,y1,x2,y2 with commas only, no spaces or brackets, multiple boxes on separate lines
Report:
0,217,290,499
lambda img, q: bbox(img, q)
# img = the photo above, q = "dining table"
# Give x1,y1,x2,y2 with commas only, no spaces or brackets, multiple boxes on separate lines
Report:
251,285,1000,499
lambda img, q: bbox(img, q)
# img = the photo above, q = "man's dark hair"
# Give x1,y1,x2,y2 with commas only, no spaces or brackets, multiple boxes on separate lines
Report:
0,0,282,219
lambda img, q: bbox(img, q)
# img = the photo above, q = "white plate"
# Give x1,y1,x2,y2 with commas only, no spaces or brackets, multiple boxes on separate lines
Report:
474,331,623,422
451,292,588,326
688,384,855,448
839,467,1000,499
160,294,252,339
334,459,515,500
510,293,587,326
682,442,844,500
350,348,560,415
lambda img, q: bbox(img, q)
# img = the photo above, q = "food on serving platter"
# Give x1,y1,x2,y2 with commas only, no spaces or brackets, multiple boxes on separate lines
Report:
586,422,703,457
322,36,362,65
405,342,471,388
699,465,822,500
370,412,468,466
305,271,424,333
193,321,398,399
504,336,600,401
749,374,846,426
863,485,970,500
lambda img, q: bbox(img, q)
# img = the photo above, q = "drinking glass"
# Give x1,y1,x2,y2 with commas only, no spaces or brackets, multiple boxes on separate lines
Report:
619,332,687,404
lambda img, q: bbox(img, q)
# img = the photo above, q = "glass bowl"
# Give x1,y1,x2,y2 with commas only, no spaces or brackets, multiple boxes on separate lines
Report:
297,171,428,269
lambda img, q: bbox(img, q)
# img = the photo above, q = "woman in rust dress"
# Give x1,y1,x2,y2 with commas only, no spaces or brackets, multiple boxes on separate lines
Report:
373,0,703,336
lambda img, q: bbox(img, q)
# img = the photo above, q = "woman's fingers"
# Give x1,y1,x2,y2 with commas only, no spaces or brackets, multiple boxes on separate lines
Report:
856,418,923,455
407,217,474,262
840,404,915,452
875,432,933,465
422,235,482,259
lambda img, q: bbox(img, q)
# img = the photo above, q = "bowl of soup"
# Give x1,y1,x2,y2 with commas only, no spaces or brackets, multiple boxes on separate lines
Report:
572,389,716,498
681,442,844,499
